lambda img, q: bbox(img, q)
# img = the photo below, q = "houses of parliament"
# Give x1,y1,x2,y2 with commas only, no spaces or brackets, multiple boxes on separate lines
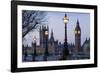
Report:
22,19,90,61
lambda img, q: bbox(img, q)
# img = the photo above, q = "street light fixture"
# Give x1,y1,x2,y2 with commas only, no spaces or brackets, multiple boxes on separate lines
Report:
62,13,69,60
63,14,69,24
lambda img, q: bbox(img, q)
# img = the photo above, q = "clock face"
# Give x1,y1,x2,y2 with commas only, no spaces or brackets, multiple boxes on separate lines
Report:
75,30,77,34
75,30,80,34
78,30,80,34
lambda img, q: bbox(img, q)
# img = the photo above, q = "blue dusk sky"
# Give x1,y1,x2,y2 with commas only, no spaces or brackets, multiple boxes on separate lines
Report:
23,11,90,46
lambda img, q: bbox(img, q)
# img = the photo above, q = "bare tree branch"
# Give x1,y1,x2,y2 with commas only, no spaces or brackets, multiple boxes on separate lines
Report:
22,10,47,38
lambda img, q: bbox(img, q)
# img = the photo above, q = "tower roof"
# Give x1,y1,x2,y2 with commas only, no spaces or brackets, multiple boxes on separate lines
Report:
50,29,54,42
75,19,81,31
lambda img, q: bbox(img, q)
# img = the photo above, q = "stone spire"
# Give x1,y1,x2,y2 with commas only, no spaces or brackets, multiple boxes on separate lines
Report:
49,29,54,45
75,19,81,31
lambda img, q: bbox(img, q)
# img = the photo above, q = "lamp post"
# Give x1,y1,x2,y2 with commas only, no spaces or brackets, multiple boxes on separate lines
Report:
32,37,36,61
44,30,48,61
62,13,69,60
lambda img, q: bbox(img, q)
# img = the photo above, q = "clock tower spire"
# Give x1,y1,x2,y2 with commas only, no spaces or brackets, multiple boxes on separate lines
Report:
75,19,81,52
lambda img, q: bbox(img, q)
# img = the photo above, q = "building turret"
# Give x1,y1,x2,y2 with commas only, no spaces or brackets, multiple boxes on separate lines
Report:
49,29,54,45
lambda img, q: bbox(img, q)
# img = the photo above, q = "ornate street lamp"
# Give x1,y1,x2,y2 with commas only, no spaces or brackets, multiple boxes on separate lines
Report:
44,30,49,61
32,36,36,61
62,13,69,60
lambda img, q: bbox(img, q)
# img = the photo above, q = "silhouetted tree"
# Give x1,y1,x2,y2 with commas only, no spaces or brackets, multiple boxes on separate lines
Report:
22,10,47,38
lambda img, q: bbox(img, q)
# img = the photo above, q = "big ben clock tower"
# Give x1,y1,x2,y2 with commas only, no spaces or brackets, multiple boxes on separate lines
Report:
75,19,81,52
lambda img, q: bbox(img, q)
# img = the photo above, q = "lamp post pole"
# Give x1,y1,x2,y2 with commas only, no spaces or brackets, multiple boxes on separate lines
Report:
62,13,69,60
32,37,36,61
44,30,48,61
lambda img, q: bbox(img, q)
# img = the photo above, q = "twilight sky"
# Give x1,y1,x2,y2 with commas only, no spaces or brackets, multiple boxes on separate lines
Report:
23,11,90,46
